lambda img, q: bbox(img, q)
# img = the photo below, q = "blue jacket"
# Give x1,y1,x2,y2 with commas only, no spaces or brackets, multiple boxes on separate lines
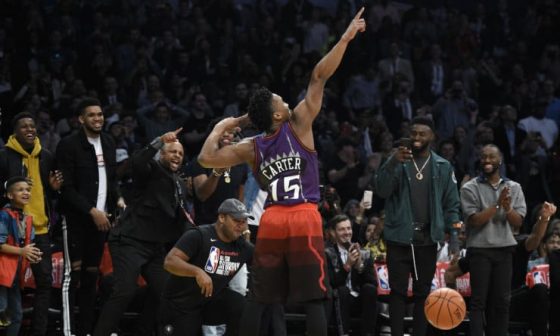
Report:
375,151,461,244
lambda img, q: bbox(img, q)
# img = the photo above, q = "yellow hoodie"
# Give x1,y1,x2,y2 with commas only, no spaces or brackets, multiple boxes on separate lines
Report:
6,135,49,234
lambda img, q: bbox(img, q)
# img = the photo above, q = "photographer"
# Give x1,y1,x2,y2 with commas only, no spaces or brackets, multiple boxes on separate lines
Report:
325,214,378,336
319,185,342,225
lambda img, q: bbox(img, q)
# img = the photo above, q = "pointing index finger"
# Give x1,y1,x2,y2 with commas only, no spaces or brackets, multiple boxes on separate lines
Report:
354,7,365,20
173,127,183,135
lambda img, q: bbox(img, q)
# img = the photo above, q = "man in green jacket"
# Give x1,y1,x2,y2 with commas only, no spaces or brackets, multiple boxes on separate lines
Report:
375,116,461,336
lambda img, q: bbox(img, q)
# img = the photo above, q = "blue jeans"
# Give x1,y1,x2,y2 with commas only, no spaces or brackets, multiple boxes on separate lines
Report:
0,276,23,336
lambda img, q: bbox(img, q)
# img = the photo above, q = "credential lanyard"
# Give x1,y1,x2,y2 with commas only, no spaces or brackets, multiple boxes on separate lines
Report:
175,176,195,226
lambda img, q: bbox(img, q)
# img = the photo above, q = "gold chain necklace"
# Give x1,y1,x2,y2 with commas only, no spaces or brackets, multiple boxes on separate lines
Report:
412,154,431,180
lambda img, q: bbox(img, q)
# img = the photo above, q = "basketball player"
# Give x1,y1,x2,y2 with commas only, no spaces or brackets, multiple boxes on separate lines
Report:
198,8,367,336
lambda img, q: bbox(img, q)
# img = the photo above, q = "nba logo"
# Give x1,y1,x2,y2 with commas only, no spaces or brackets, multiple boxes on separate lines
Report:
431,276,439,290
205,246,221,273
533,271,544,284
377,266,390,290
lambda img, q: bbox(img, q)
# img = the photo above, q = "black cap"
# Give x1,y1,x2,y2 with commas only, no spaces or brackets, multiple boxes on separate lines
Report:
411,116,435,132
218,198,255,220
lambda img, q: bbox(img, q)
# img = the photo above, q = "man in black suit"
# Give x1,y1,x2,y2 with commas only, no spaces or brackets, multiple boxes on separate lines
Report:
325,214,378,336
416,44,447,104
56,97,120,336
93,128,191,336
382,78,416,137
100,76,126,108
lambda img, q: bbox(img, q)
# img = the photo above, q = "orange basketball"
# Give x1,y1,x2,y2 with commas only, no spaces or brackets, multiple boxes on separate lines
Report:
424,287,466,330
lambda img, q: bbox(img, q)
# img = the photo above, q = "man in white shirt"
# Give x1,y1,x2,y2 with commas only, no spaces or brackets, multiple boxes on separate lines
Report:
518,100,558,149
56,98,120,336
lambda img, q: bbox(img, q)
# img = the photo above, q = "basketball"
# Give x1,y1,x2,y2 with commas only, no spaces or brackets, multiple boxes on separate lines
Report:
424,287,466,330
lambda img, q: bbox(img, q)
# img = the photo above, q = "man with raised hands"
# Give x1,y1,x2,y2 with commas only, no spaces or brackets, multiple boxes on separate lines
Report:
94,128,191,336
198,8,366,336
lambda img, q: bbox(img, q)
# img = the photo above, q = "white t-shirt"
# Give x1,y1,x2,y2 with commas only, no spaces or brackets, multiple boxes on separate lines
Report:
88,136,107,211
518,116,559,149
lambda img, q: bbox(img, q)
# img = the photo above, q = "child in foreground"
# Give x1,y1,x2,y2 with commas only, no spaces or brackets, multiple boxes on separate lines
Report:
0,176,42,335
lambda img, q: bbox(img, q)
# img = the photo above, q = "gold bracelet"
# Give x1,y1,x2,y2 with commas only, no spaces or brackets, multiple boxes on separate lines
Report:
538,215,550,222
212,169,223,177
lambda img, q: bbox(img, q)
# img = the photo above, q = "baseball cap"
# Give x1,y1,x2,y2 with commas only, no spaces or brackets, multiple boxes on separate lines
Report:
218,198,255,220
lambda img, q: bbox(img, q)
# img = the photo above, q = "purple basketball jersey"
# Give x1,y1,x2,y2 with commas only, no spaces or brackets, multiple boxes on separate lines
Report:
253,122,320,206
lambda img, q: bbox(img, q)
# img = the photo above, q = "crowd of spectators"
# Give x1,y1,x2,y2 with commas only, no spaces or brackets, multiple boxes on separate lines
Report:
1,0,559,214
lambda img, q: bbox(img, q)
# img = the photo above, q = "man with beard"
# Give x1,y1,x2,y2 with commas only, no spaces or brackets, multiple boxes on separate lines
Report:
324,214,378,336
190,118,248,226
159,198,254,336
460,144,526,336
56,98,120,336
375,116,461,336
94,128,191,336
0,112,63,336
445,201,556,336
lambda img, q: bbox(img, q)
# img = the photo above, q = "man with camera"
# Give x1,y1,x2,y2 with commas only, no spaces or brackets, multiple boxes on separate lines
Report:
325,214,377,336
375,116,461,336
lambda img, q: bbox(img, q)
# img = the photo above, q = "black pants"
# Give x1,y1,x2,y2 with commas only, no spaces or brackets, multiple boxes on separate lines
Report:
159,288,246,336
93,235,169,336
468,247,513,336
509,284,550,336
549,250,560,336
386,243,437,336
30,233,52,336
337,284,378,335
65,219,106,336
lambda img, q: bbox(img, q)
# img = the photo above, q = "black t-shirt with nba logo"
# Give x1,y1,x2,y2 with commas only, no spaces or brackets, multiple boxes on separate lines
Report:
162,224,253,310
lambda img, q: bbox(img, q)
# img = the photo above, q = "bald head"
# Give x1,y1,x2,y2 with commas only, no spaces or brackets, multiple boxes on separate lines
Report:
159,141,184,172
